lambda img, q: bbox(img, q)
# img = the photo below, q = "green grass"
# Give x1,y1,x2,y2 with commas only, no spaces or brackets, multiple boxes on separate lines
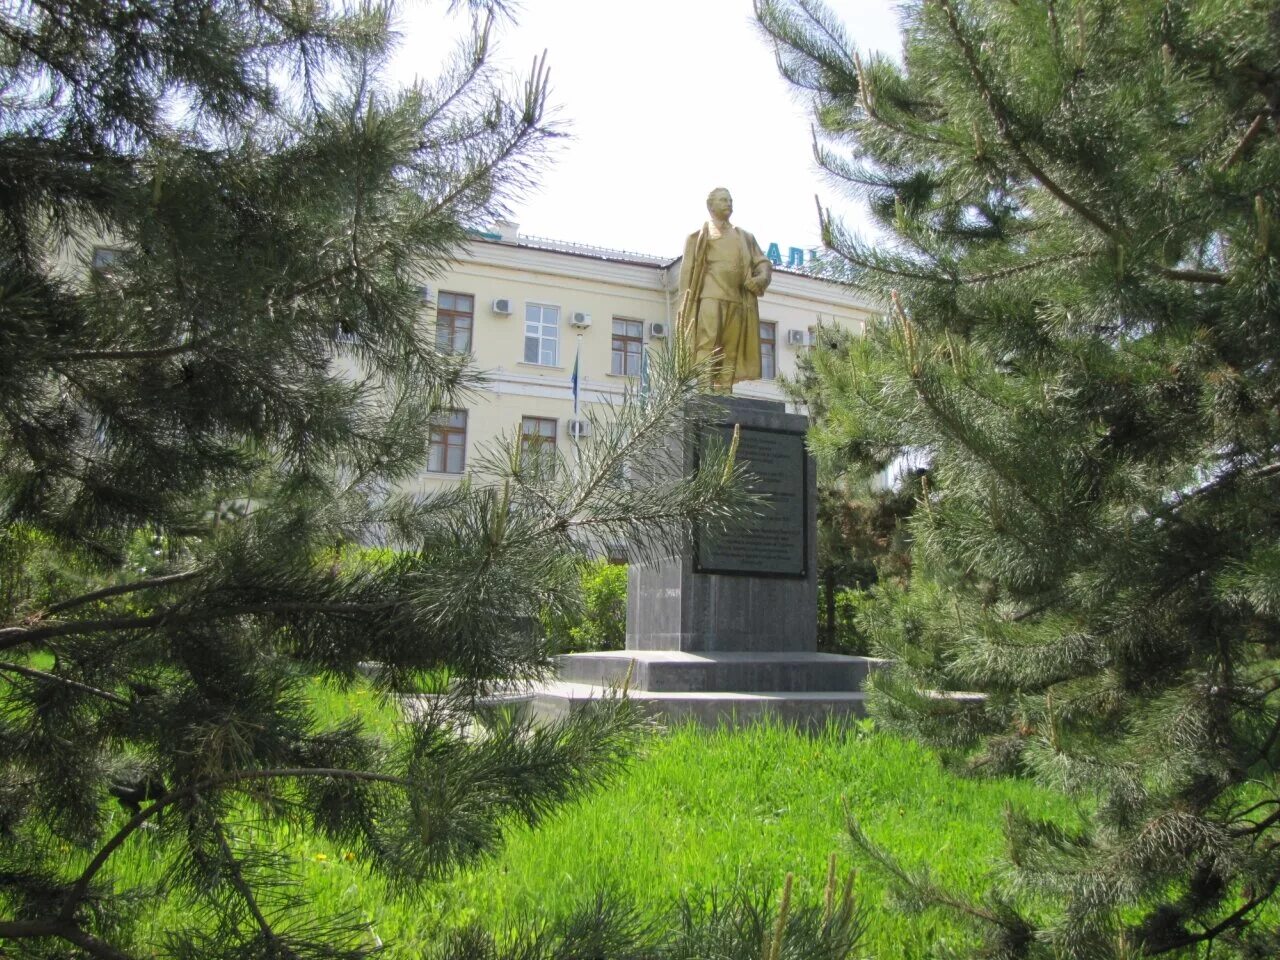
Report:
424,720,1077,957
80,679,1079,957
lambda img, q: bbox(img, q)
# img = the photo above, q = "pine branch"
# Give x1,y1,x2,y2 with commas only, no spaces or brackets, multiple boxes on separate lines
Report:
277,262,362,308
0,919,138,960
1227,799,1280,836
1143,874,1280,955
1159,461,1280,522
757,0,1280,951
0,600,384,651
933,0,1232,289
794,0,852,61
0,614,174,648
1156,266,1230,285
210,815,298,960
931,0,1121,241
43,570,199,615
59,767,412,923
1227,803,1280,840
504,449,565,527
961,250,1094,284
561,389,683,519
1253,713,1280,767
1008,599,1058,623
0,660,130,706
849,51,943,146
561,509,698,532
416,13,494,136
1222,113,1269,170
1,0,659,950
417,50,552,222
846,812,1015,929
903,361,1055,521
47,342,208,362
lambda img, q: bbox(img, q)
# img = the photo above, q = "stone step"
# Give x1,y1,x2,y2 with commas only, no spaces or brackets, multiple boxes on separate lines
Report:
532,681,869,729
554,650,886,693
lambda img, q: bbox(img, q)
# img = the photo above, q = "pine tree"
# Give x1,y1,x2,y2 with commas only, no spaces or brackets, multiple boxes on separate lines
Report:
781,324,919,652
758,0,1280,955
0,2,753,957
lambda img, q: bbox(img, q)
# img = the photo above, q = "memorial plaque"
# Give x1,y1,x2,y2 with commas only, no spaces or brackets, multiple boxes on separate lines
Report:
695,424,808,578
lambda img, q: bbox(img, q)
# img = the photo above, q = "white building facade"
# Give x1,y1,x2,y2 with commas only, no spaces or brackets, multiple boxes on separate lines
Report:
409,223,876,495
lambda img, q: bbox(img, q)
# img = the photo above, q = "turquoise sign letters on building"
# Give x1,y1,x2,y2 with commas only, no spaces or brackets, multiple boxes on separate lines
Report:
764,243,819,268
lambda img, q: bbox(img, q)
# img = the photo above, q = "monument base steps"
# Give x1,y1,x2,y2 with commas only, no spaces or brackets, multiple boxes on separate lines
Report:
555,649,884,692
531,680,869,729
532,650,885,729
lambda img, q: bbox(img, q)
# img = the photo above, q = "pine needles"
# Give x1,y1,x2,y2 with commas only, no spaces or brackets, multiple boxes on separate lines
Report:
757,0,1280,954
0,2,755,957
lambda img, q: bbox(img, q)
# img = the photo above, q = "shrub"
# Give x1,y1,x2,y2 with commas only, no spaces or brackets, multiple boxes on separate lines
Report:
817,585,874,656
544,561,627,653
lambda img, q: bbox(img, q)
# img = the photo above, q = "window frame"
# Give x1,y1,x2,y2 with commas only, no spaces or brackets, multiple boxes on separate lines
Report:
760,320,778,380
610,317,645,377
90,245,126,277
520,416,558,475
427,409,468,474
436,291,475,354
523,303,561,366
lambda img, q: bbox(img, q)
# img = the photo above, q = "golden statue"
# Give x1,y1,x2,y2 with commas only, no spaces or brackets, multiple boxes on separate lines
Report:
677,187,773,390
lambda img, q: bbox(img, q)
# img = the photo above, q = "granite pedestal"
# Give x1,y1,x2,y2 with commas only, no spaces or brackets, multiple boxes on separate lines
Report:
628,397,816,652
536,396,882,728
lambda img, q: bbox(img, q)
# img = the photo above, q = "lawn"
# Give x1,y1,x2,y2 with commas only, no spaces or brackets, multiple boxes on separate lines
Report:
423,718,1076,958
90,678,1078,958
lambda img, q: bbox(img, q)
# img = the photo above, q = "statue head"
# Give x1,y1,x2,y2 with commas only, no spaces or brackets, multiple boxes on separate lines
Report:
706,187,733,221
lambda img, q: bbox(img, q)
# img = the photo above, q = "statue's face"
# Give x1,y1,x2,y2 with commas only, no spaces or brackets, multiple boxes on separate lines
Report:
707,190,733,220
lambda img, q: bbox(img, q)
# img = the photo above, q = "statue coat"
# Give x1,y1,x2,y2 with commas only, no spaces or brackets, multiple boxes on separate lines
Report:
677,223,772,384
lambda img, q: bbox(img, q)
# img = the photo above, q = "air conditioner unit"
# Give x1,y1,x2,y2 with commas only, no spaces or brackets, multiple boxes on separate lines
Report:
570,311,592,328
568,418,592,438
786,328,807,346
417,285,434,305
648,321,668,339
492,298,512,315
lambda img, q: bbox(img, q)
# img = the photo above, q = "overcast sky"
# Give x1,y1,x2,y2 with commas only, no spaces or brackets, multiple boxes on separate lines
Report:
389,0,904,258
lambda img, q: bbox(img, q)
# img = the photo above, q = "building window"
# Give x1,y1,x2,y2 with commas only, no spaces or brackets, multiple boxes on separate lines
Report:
437,291,474,353
428,410,467,474
611,318,644,377
524,303,560,366
91,246,125,276
760,321,777,380
520,416,558,474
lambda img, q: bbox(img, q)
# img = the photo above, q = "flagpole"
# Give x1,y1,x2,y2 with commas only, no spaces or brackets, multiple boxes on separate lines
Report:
571,334,583,481
639,346,650,406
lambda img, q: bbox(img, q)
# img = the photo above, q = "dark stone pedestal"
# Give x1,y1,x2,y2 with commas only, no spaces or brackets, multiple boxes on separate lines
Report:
627,397,817,652
539,396,882,728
